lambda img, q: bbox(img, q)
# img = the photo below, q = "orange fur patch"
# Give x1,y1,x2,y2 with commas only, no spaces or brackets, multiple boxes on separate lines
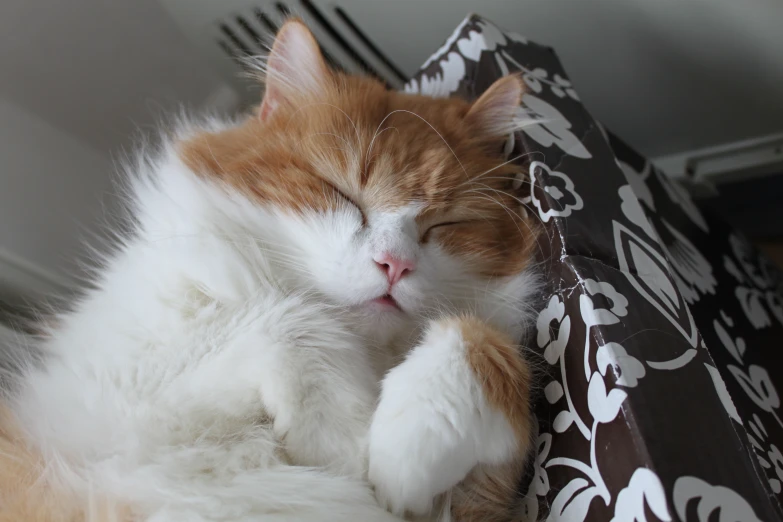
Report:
0,404,130,522
428,315,533,521
180,71,538,278
455,316,533,442
451,460,526,522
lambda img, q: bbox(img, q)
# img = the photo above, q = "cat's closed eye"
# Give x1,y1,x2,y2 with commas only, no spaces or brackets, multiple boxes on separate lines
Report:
421,220,472,243
326,182,367,226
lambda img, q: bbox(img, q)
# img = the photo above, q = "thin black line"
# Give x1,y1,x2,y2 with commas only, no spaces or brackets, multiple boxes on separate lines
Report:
217,39,246,68
220,24,253,56
298,0,388,84
236,16,266,50
254,9,279,34
275,2,291,18
333,7,407,82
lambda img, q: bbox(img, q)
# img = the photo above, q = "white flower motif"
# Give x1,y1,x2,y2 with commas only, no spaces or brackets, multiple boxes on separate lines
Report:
545,380,564,403
520,494,539,522
765,444,783,494
614,220,700,350
673,476,762,522
656,168,709,233
611,468,672,522
532,432,552,496
660,218,717,304
587,371,628,424
748,414,783,495
736,287,771,329
704,363,741,424
521,67,548,93
521,428,551,521
728,364,780,414
456,19,509,61
714,316,746,364
618,183,657,241
518,94,592,159
767,290,783,326
596,342,646,388
553,409,575,434
548,478,601,522
617,158,654,208
580,279,629,328
499,51,579,101
551,73,580,101
404,51,466,98
409,17,512,97
529,161,584,223
616,165,716,306
537,294,571,365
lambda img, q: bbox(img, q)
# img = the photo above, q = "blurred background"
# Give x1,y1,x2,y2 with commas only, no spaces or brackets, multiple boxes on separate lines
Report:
1,0,782,318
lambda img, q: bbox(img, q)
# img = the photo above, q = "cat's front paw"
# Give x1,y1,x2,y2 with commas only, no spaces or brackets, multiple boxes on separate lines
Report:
367,317,532,517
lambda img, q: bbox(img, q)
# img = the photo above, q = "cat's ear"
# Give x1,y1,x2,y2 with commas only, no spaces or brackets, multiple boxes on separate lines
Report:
466,74,525,138
259,20,329,121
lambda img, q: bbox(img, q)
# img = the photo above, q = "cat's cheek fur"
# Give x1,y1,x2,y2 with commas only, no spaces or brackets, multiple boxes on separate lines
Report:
367,317,532,517
275,209,387,305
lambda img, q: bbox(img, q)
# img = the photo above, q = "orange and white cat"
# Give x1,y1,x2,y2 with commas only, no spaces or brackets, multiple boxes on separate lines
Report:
0,20,539,522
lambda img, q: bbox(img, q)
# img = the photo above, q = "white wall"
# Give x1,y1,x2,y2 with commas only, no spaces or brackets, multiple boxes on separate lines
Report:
0,0,231,300
0,99,114,298
0,0,227,156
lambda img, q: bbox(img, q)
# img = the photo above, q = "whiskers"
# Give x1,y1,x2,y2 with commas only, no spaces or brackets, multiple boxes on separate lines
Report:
142,230,312,280
455,150,543,190
365,109,470,182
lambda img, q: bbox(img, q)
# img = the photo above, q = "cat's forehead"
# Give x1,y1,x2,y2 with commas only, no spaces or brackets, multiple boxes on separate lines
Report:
293,89,509,211
180,76,518,219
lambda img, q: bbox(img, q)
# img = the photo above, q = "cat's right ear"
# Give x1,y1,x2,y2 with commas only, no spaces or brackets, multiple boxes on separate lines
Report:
259,20,329,121
466,74,525,138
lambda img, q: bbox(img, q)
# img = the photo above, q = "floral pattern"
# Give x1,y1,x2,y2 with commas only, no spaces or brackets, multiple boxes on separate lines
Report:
597,343,646,387
410,14,783,521
529,161,584,222
517,94,592,159
748,413,783,494
723,233,783,329
611,468,671,522
672,477,762,522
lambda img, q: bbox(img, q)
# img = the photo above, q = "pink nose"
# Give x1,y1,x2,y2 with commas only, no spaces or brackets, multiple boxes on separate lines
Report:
374,253,415,286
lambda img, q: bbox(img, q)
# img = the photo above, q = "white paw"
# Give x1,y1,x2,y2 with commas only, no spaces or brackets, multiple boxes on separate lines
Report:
367,319,520,517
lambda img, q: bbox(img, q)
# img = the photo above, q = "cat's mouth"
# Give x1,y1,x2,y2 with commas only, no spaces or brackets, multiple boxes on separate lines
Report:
371,294,402,312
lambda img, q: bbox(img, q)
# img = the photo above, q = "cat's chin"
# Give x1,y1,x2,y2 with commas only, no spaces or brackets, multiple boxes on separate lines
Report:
350,302,415,343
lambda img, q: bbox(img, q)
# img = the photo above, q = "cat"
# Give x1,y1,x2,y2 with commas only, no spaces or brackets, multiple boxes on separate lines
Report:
0,19,540,522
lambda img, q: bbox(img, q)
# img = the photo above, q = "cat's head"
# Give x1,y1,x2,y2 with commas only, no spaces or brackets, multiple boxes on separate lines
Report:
181,20,540,341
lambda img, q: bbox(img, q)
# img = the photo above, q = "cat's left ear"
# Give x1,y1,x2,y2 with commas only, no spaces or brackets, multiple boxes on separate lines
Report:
259,19,329,121
466,74,525,138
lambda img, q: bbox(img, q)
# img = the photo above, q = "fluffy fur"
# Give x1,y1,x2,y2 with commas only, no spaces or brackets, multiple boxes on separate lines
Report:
0,20,540,522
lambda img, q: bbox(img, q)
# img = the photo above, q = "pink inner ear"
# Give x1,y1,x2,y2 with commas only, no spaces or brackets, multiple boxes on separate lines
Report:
259,93,278,122
468,75,525,138
258,20,328,122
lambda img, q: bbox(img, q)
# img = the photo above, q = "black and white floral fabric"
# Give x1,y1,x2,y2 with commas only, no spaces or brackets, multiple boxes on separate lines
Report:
408,15,783,521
